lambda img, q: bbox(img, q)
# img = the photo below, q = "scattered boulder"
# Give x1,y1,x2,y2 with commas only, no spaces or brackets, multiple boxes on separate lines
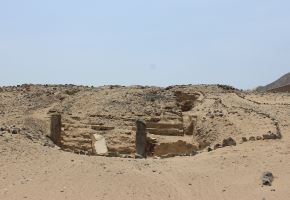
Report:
249,136,256,141
222,137,236,147
207,147,213,152
256,136,262,140
242,137,247,142
263,132,278,140
11,128,20,134
261,171,274,186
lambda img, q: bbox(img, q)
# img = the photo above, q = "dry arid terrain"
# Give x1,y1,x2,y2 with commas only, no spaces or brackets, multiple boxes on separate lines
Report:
1,84,290,200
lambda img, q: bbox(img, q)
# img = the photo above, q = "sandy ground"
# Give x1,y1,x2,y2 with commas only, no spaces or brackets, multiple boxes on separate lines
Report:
1,126,290,200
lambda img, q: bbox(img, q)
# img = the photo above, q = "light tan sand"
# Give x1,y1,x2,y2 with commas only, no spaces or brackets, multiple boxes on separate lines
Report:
1,132,290,200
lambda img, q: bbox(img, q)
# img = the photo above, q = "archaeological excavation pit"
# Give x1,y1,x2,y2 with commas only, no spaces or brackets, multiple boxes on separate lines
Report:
45,85,282,158
49,113,199,158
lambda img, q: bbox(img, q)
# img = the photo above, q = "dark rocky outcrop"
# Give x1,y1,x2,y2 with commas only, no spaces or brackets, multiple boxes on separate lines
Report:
257,72,290,92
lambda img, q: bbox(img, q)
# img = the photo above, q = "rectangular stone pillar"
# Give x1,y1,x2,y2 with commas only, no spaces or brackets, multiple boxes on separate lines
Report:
135,119,147,158
50,114,62,146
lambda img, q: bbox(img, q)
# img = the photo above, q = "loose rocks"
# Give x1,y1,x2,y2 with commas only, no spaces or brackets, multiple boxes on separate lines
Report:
11,128,20,134
263,132,278,140
222,137,236,147
214,143,222,150
242,137,247,142
261,171,274,186
256,136,263,140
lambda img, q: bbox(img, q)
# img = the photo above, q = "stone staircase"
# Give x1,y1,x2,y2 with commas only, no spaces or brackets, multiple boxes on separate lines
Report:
146,121,184,136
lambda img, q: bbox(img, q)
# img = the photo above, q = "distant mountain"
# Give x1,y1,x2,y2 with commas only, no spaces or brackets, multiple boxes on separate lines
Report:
257,72,290,92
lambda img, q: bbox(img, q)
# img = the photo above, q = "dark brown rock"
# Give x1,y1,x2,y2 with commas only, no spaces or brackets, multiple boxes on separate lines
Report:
256,136,263,140
135,119,147,158
214,143,222,150
50,114,62,146
222,137,236,147
261,171,274,186
263,132,278,140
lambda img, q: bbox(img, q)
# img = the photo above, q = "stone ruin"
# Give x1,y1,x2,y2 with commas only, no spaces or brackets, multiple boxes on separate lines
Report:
50,113,61,146
50,113,198,158
47,88,203,158
135,119,147,158
47,85,283,158
49,109,200,158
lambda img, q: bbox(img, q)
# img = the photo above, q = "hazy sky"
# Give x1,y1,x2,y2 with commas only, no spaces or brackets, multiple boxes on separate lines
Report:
0,0,289,89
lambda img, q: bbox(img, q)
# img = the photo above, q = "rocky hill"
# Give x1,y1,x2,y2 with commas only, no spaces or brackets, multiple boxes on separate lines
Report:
257,72,290,92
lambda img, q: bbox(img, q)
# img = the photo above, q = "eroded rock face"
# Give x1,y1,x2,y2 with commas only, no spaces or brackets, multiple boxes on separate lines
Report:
154,140,198,156
174,91,200,112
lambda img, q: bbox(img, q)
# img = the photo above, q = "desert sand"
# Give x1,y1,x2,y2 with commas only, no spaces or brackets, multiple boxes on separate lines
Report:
1,84,290,200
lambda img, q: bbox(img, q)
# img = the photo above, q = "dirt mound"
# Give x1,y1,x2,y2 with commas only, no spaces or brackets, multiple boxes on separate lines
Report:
0,84,286,157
